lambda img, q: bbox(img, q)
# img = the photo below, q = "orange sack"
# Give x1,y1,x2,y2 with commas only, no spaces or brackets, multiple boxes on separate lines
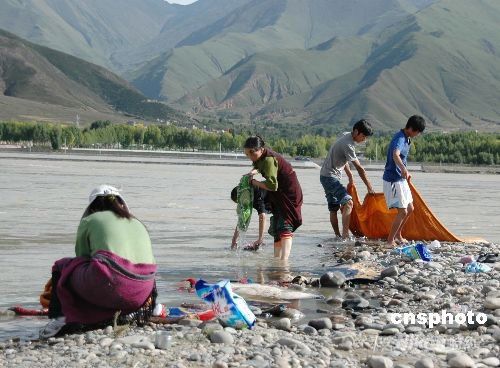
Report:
347,181,483,242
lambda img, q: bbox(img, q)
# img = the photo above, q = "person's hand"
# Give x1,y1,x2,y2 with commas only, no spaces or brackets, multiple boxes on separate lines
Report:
367,186,375,195
253,239,264,247
401,167,410,180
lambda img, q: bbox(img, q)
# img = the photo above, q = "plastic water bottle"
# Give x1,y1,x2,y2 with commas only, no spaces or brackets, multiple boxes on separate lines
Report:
155,331,172,349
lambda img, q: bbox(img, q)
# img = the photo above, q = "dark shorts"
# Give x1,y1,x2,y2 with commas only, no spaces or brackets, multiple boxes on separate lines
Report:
320,175,352,212
268,215,294,243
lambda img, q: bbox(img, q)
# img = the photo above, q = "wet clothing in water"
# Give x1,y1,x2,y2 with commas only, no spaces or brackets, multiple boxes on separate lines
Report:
252,148,303,241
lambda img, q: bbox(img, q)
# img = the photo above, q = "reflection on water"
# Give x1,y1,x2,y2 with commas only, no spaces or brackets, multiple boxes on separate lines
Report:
0,155,499,339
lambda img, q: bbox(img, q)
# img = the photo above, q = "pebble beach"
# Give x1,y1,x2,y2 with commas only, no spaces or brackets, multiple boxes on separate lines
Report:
1,240,499,368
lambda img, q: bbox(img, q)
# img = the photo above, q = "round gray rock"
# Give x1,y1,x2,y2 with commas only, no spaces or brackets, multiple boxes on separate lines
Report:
368,355,394,368
447,353,475,368
320,271,346,287
415,357,434,368
308,317,333,330
209,331,234,345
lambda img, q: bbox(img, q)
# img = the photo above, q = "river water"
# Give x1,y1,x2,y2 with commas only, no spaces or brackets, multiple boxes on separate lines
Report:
0,154,499,340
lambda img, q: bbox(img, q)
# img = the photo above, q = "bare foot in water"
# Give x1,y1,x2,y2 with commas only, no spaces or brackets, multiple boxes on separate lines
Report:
395,237,408,245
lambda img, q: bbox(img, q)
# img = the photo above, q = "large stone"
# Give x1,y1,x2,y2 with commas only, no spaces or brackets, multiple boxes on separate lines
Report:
415,357,434,368
447,352,475,368
367,355,394,368
381,266,399,278
213,361,229,368
131,341,155,350
481,357,500,367
308,317,333,330
484,297,500,310
380,328,399,336
320,271,346,287
202,323,224,335
301,325,318,335
276,337,312,354
209,331,234,344
273,318,291,331
342,296,370,310
493,329,500,342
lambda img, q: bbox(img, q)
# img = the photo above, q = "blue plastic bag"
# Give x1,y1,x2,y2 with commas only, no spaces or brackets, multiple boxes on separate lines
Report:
195,279,256,329
397,243,432,261
465,262,491,273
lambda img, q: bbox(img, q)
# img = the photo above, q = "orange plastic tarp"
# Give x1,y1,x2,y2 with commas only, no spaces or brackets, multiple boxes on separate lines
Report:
347,181,481,242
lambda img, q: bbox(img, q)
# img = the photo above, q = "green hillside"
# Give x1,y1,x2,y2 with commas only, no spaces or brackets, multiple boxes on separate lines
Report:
2,0,499,131
130,0,425,102
177,37,373,111
0,29,183,122
0,0,172,70
259,0,500,130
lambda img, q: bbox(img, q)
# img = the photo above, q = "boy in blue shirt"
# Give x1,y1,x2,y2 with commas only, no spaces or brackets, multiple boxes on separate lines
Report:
383,115,426,247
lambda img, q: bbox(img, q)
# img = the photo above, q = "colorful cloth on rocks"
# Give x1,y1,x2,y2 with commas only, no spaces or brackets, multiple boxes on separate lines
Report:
52,250,157,324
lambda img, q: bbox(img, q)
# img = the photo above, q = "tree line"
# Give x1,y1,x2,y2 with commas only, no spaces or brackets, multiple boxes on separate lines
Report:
0,121,498,165
364,131,499,165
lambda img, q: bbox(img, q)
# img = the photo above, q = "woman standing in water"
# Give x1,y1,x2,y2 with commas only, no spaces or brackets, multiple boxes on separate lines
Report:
243,136,303,260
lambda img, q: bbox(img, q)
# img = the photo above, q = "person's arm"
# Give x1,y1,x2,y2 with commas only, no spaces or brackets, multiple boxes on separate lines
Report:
393,149,409,180
351,159,375,193
231,225,239,249
344,163,354,186
254,213,266,245
251,179,272,191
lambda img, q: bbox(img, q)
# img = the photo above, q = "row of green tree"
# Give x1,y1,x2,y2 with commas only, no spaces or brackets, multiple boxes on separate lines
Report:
1,121,498,165
364,132,500,165
0,120,330,156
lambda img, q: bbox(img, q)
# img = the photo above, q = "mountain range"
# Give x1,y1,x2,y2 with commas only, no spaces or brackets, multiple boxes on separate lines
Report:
0,29,182,123
1,0,499,130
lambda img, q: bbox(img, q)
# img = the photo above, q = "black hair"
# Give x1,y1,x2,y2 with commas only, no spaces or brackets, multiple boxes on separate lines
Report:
82,195,132,219
352,119,373,136
405,115,426,132
243,135,265,150
231,187,238,203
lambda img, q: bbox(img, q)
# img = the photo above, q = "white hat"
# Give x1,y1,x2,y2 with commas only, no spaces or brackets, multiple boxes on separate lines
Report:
88,185,124,204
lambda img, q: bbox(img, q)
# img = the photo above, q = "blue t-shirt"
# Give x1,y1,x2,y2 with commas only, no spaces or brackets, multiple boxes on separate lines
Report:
383,130,411,182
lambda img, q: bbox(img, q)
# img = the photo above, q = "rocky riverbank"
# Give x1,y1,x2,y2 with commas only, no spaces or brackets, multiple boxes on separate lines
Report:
1,240,499,368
